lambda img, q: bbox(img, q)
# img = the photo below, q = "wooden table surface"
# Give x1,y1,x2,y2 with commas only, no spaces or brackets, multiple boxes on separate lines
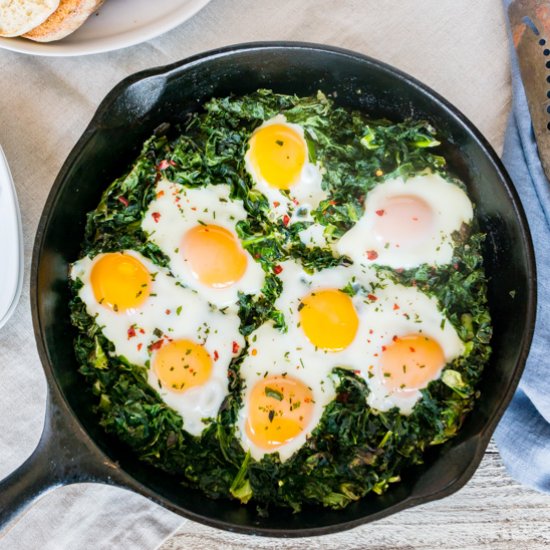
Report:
159,442,550,550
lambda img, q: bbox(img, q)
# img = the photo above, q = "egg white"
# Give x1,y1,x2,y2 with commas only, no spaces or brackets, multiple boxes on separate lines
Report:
271,260,465,415
244,115,326,223
141,179,265,308
337,173,473,269
237,321,338,462
353,281,465,413
297,222,330,249
70,250,243,436
236,260,366,462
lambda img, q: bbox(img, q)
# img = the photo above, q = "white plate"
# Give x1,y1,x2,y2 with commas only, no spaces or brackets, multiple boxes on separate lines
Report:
0,0,211,57
0,146,23,329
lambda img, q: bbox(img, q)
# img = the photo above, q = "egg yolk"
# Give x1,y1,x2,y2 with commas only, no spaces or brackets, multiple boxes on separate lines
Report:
248,123,306,189
153,339,212,393
372,195,434,248
182,224,248,288
299,289,359,351
380,334,445,392
246,375,314,450
91,252,151,312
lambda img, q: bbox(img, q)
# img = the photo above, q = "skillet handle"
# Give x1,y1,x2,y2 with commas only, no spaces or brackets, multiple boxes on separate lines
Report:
0,390,124,531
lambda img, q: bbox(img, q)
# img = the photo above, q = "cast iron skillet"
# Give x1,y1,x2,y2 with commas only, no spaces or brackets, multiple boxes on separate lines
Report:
0,43,537,536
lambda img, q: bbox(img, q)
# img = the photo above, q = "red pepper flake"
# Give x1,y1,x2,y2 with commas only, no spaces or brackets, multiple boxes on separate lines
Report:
366,250,378,261
149,339,164,351
375,209,385,216
254,253,261,259
273,201,280,208
282,215,290,227
369,329,374,334
337,391,349,403
152,212,161,223
367,294,378,301
292,198,299,205
329,199,337,206
409,347,416,353
127,326,136,339
251,348,258,356
191,207,197,211
228,370,235,378
393,303,400,311
304,397,311,403
117,196,129,207
354,369,361,374
213,350,219,361
165,309,171,315
156,190,165,198
137,343,143,351
392,335,398,342
381,346,387,352
157,159,176,170
273,265,283,275
139,328,145,334
412,217,419,221
232,341,240,354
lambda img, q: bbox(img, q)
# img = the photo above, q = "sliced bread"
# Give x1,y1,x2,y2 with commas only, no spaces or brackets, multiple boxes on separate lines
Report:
23,0,104,42
0,0,59,37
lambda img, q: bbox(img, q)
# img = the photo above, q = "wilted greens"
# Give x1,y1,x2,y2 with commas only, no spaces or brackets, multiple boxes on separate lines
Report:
70,90,491,514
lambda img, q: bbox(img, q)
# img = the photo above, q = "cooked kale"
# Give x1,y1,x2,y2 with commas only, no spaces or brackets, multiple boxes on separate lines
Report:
69,90,491,514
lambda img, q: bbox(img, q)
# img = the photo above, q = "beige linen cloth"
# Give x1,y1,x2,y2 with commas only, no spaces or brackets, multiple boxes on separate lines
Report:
0,1,510,549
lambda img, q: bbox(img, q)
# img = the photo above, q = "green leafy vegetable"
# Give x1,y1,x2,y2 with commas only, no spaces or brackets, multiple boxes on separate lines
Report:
69,89,491,515
264,387,284,401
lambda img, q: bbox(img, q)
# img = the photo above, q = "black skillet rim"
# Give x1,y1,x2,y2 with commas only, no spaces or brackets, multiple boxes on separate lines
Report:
30,41,537,537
